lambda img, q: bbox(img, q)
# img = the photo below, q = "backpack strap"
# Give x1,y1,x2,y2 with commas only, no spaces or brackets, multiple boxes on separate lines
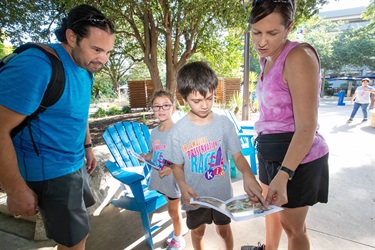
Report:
8,43,66,156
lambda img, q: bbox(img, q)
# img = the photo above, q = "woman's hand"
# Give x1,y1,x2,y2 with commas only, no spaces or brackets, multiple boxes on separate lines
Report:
266,171,289,206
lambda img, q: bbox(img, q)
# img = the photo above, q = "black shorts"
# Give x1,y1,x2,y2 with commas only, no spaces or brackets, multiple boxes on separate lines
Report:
27,166,95,247
186,207,231,230
259,153,329,208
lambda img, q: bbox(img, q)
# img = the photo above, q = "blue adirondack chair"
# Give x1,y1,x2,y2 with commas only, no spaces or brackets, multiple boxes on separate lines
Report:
102,121,167,249
222,109,257,177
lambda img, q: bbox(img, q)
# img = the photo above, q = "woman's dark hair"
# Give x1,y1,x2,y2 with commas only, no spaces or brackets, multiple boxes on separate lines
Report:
250,0,295,27
55,4,115,43
177,61,218,100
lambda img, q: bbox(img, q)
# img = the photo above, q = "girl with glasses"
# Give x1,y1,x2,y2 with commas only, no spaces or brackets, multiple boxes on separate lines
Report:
143,90,188,250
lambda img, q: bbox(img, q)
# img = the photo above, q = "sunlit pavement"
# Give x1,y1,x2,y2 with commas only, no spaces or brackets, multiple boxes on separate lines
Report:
0,97,374,250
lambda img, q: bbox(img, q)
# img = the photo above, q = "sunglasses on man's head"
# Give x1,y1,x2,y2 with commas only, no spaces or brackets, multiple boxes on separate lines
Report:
71,14,115,30
252,0,293,10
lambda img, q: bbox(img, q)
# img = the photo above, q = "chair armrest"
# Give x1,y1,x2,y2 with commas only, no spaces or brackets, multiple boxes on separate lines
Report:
104,161,144,185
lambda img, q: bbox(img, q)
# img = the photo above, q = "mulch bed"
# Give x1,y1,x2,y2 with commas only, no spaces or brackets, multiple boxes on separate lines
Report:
89,112,159,146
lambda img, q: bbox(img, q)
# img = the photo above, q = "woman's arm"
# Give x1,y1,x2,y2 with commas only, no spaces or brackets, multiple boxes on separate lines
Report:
266,44,320,206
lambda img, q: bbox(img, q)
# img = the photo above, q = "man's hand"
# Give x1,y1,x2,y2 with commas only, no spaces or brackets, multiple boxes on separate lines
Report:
85,148,97,175
6,184,38,217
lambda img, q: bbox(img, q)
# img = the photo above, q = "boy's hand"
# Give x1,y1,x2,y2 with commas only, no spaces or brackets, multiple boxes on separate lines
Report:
242,172,266,207
180,184,199,206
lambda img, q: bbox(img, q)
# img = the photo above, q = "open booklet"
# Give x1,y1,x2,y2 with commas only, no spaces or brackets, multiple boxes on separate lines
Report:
126,148,172,171
190,194,283,222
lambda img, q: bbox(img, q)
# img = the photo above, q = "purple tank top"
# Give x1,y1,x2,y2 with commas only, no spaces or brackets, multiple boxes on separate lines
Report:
254,41,329,163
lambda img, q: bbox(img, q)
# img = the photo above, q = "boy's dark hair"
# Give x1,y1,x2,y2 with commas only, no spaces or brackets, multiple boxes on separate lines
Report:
150,90,175,106
250,0,295,27
177,61,218,100
55,4,115,44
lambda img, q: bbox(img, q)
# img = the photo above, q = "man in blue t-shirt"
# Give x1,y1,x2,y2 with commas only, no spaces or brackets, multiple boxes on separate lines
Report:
0,4,115,249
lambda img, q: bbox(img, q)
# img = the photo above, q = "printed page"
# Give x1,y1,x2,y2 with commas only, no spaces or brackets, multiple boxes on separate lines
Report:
191,194,283,222
126,148,162,170
190,196,232,218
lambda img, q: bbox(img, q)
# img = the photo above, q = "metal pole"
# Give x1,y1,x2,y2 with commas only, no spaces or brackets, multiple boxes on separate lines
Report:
242,26,250,121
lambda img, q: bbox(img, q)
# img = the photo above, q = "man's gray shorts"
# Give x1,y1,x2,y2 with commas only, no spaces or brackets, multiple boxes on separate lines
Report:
28,166,96,247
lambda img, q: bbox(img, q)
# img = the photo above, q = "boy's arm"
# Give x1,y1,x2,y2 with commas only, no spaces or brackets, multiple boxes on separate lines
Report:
173,163,198,205
232,151,266,205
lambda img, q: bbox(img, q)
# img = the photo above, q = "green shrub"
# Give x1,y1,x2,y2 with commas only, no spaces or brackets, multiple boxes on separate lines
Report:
122,105,131,113
91,107,107,118
106,106,121,116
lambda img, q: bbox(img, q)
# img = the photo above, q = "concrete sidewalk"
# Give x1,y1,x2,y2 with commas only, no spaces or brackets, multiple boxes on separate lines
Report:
1,97,374,250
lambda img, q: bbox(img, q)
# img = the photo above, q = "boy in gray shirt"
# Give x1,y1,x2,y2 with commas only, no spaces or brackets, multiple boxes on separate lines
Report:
164,61,265,249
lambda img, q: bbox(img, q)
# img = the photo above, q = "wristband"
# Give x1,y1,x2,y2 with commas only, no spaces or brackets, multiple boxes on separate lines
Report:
84,143,92,149
277,165,295,180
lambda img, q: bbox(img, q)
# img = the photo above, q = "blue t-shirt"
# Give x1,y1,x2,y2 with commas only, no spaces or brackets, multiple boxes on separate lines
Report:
0,44,93,181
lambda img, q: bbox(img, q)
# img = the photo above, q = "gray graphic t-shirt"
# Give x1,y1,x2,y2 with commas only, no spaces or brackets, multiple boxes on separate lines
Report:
164,112,242,210
148,127,181,199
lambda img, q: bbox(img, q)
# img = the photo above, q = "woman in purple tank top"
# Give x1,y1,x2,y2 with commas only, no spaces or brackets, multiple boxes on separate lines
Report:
242,1,329,250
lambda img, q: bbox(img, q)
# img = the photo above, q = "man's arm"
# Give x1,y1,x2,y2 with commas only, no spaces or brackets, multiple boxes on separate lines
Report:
84,123,96,174
0,105,38,216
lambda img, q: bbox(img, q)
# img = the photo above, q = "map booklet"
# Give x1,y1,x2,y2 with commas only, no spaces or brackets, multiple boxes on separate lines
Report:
190,194,283,222
126,148,171,171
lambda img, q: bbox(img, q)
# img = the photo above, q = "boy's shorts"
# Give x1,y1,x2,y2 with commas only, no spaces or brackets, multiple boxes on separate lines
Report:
186,207,231,230
28,166,96,247
259,153,329,208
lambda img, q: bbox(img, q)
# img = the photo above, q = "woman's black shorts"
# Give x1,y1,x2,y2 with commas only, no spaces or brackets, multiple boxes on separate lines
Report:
259,153,329,208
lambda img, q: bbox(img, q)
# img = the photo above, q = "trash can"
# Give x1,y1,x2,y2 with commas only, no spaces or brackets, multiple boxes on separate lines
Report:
370,110,375,128
337,90,345,106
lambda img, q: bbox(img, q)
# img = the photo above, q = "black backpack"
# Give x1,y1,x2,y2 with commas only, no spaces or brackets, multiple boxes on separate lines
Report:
0,43,65,156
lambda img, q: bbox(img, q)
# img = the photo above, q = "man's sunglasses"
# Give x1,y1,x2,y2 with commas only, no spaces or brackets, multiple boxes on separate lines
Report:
71,14,115,30
252,0,294,10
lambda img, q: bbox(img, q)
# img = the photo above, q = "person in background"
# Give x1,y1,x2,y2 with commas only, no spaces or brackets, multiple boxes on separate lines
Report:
164,61,265,250
143,90,187,250
241,0,329,249
0,4,115,249
347,78,375,123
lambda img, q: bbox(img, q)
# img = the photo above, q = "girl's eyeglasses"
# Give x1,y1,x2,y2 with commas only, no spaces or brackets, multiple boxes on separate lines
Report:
151,104,173,111
71,15,115,30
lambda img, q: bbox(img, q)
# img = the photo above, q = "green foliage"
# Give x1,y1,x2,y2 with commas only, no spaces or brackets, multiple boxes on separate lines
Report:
142,113,147,124
191,29,244,77
0,1,66,45
331,27,375,71
92,73,117,101
106,106,121,116
90,105,131,118
229,91,242,115
0,42,12,58
91,107,107,118
1,0,329,98
301,17,342,71
177,102,191,113
362,0,375,33
122,105,131,113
